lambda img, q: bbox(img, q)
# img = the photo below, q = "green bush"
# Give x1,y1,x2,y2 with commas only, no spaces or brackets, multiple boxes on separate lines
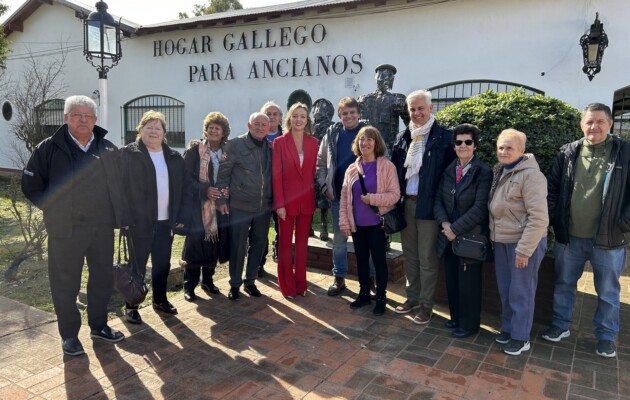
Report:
435,89,583,174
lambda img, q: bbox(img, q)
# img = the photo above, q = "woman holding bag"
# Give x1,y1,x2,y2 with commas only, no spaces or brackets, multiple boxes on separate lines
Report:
434,124,492,338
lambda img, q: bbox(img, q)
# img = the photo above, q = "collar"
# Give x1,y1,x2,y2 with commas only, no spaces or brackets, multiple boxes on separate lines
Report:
68,131,95,152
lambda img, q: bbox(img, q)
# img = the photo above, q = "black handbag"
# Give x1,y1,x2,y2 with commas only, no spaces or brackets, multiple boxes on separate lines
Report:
357,173,406,234
452,233,490,262
113,230,148,306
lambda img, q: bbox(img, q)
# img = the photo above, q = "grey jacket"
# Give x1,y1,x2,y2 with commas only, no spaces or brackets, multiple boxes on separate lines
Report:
215,132,273,214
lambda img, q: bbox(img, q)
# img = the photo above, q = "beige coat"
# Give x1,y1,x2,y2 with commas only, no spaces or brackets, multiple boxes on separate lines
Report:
488,154,548,257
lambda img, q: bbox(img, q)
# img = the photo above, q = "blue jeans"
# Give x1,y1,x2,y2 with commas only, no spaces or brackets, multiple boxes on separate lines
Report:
551,237,626,341
331,199,375,278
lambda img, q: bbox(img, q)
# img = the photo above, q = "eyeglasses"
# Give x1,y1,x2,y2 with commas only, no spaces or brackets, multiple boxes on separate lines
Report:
455,139,474,146
69,113,96,121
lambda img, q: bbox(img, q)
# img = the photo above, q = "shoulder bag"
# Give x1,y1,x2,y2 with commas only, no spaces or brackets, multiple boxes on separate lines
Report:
357,173,406,234
113,230,149,306
452,233,490,262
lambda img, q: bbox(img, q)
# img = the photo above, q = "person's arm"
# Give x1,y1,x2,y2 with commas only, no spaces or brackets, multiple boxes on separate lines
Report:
339,167,353,238
450,165,493,236
515,170,549,258
215,140,235,213
272,138,287,220
547,150,564,228
366,160,400,207
21,142,49,209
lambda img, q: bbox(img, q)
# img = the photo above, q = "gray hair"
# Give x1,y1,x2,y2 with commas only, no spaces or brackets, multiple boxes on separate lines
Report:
64,95,98,115
406,90,432,106
582,103,613,123
249,112,269,124
260,101,283,117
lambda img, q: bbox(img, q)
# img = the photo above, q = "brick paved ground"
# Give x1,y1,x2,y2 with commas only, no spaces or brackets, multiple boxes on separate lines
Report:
0,265,628,399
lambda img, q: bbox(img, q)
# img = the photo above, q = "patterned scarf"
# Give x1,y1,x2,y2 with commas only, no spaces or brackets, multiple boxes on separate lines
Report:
404,114,435,180
198,140,218,242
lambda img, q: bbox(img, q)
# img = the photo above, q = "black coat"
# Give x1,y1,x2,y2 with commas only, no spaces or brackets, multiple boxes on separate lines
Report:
121,141,191,238
21,124,126,237
433,156,492,257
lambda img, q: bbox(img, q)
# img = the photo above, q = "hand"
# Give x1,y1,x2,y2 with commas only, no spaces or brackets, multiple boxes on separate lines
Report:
218,204,229,215
175,223,184,229
441,222,456,241
341,228,351,238
360,194,370,205
277,207,287,221
207,187,221,200
325,190,334,200
221,187,230,198
121,226,129,230
515,255,529,268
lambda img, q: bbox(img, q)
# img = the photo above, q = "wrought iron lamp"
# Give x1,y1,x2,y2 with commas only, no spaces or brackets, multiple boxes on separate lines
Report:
579,12,608,81
83,1,122,129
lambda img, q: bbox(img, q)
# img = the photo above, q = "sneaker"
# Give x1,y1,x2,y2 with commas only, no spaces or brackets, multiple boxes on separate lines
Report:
327,277,346,296
412,306,432,325
541,326,570,342
90,326,125,343
596,340,616,358
495,332,511,344
394,300,420,314
503,339,530,356
62,337,85,356
244,284,261,297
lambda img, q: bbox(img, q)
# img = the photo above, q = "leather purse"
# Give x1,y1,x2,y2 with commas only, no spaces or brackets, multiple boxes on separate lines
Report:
452,233,490,262
357,173,406,234
113,230,148,306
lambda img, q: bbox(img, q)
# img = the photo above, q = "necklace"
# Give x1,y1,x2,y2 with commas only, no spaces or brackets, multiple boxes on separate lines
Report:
362,160,376,177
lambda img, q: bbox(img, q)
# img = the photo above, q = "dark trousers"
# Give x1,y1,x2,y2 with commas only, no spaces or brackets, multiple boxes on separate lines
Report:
352,225,388,297
261,211,279,266
229,208,271,288
444,244,482,331
184,265,216,291
48,226,114,339
129,221,174,306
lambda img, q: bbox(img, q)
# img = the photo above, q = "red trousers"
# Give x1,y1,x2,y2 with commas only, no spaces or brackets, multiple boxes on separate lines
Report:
277,213,312,297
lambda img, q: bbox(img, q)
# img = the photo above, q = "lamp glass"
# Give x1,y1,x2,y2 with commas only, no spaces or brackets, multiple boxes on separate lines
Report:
587,43,599,64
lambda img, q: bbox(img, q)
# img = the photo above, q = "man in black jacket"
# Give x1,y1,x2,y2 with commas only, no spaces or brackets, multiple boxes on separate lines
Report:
542,103,630,358
21,95,126,356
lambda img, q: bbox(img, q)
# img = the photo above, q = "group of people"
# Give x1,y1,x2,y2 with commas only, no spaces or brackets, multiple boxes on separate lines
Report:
22,89,628,360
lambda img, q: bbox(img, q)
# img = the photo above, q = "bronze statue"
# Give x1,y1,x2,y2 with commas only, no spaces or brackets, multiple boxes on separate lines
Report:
311,98,334,241
357,64,409,150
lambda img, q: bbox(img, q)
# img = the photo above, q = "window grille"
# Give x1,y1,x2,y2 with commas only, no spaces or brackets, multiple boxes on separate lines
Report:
35,99,65,143
613,86,630,140
122,95,185,147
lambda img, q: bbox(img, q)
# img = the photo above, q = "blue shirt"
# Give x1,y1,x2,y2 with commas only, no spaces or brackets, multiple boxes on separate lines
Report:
335,125,362,196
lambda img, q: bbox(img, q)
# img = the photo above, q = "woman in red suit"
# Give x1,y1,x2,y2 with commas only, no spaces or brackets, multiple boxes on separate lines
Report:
273,102,318,299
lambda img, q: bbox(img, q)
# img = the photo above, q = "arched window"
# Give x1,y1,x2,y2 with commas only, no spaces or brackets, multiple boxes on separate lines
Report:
35,99,65,143
613,86,630,140
428,80,545,112
122,95,185,147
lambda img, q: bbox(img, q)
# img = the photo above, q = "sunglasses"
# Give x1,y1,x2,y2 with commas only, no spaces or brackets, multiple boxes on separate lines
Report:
455,139,474,146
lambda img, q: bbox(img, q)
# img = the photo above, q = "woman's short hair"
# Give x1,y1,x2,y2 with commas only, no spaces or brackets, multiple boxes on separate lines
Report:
352,126,387,158
284,102,313,135
497,128,527,152
64,95,97,115
406,90,432,106
452,123,481,147
136,110,167,142
337,96,360,117
202,112,231,143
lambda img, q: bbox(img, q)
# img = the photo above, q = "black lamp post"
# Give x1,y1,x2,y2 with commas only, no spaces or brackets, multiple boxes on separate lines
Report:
579,12,608,82
83,1,122,129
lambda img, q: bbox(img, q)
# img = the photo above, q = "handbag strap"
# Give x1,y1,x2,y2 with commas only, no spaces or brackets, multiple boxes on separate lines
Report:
357,172,382,217
119,229,142,277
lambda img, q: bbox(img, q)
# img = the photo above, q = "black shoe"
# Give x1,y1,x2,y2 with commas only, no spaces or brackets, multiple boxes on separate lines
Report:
350,293,371,309
320,231,329,241
90,326,125,343
201,283,220,295
184,291,196,302
452,328,476,338
258,266,267,278
153,301,178,315
126,309,143,324
373,296,386,316
444,320,459,329
309,228,316,237
327,277,346,296
228,287,240,300
62,337,85,356
244,284,261,297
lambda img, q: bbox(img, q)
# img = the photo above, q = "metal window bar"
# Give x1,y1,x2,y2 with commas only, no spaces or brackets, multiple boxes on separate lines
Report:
35,99,65,143
122,95,185,147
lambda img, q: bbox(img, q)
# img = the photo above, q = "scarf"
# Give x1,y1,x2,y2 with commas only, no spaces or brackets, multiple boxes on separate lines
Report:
404,114,435,180
198,140,219,243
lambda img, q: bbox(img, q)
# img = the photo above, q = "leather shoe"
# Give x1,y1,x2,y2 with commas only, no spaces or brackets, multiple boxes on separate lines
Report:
228,287,240,300
201,283,220,295
244,284,261,297
62,337,85,356
452,328,477,338
153,301,178,315
126,309,143,324
184,291,196,302
444,320,458,329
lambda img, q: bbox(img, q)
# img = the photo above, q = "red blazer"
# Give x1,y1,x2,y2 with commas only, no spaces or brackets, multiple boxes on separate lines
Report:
272,132,318,216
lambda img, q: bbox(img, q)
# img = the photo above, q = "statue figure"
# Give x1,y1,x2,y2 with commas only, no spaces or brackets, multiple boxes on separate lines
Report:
311,98,335,241
357,64,409,150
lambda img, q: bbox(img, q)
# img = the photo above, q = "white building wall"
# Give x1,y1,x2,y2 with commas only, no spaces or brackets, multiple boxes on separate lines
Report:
1,0,628,169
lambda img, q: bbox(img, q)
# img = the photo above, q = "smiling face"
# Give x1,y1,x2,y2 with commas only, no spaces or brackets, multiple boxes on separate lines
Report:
140,119,165,151
358,133,376,160
290,107,308,132
407,97,433,127
581,110,612,145
248,115,270,140
205,122,224,147
497,137,524,165
454,133,476,164
339,106,359,130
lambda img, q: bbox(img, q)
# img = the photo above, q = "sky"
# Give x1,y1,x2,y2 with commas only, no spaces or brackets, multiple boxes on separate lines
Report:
1,0,297,24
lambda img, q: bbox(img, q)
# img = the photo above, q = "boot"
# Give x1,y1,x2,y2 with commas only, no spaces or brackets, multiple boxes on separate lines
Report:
369,277,377,300
327,277,346,296
350,292,371,309
373,295,387,316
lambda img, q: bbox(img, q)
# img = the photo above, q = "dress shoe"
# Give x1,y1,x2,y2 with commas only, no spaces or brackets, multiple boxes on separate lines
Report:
320,231,329,241
444,320,458,329
90,325,125,342
62,337,85,356
244,284,261,297
201,282,220,295
452,328,477,338
228,287,240,300
126,309,143,324
184,291,196,302
153,301,178,315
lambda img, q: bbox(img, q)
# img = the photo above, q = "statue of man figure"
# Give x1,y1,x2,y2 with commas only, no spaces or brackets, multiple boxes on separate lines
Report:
357,64,409,150
311,98,335,241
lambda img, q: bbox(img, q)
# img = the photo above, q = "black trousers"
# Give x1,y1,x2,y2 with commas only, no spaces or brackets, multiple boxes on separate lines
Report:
184,265,216,291
129,221,174,306
48,225,115,339
229,208,271,288
352,225,388,297
260,211,279,267
444,244,482,331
